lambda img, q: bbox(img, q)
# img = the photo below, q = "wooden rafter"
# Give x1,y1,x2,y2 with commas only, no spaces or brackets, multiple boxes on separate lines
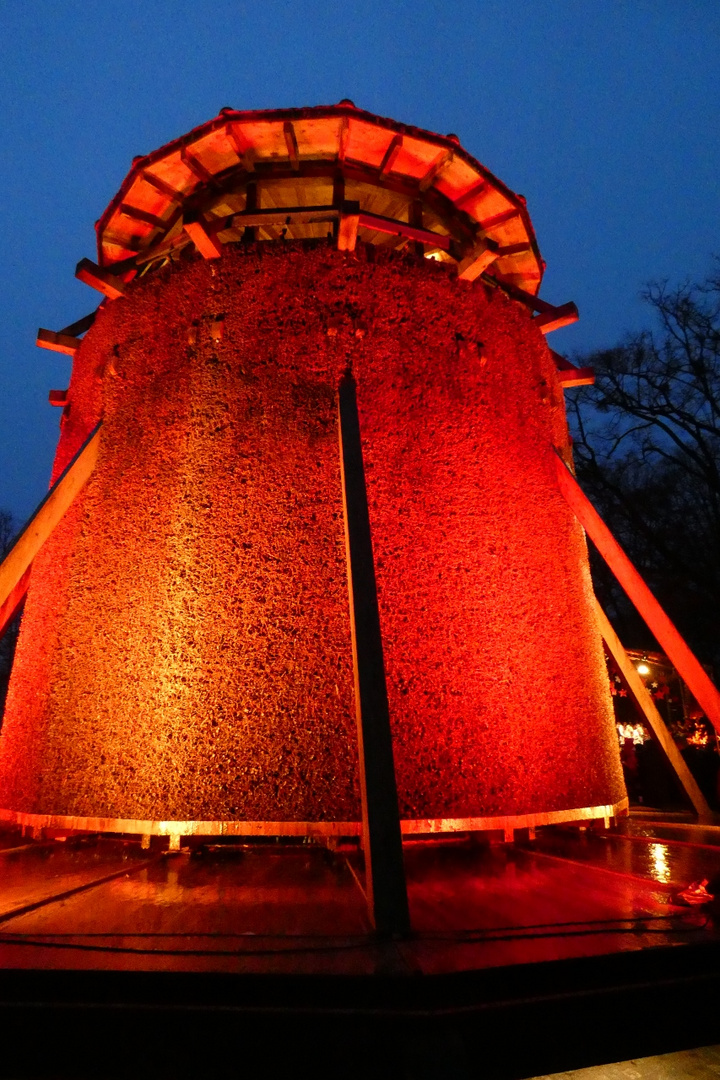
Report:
358,210,451,250
36,330,81,356
379,134,403,176
283,122,300,170
338,115,350,162
533,302,579,335
180,145,213,185
455,179,488,208
419,148,453,192
183,213,223,259
552,350,595,388
141,170,184,203
481,207,521,231
119,203,167,230
48,389,68,407
75,259,127,300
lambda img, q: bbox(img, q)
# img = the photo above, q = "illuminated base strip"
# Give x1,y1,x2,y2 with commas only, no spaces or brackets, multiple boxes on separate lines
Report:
0,799,629,839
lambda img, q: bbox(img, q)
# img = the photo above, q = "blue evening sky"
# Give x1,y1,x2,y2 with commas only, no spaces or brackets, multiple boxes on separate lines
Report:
0,1,718,522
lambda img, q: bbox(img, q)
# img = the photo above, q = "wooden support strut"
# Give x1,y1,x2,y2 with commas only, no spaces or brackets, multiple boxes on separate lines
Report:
337,200,360,252
457,238,500,282
554,450,720,736
552,349,595,388
533,302,579,335
283,121,300,170
0,423,103,639
593,598,712,819
338,372,410,936
75,259,127,300
183,213,223,259
36,329,81,356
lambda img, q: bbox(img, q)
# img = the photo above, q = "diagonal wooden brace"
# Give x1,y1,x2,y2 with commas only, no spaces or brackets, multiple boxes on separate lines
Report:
554,450,720,736
593,598,712,819
338,372,410,936
0,422,103,639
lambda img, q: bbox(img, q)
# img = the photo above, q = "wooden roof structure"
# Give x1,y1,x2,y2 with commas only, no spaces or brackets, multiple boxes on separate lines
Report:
95,102,544,293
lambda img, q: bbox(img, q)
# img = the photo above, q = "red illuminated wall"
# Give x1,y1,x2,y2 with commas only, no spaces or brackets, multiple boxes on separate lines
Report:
0,241,625,823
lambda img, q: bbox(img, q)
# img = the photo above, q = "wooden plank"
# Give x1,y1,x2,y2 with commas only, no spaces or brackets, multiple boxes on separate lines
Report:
554,451,720,736
337,200,360,252
358,211,451,250
183,216,224,259
48,390,68,407
60,311,96,337
593,599,712,819
36,330,80,356
0,423,102,619
141,170,184,203
75,259,128,300
533,302,579,334
338,371,410,936
379,133,403,176
283,121,300,170
457,238,500,281
419,148,453,192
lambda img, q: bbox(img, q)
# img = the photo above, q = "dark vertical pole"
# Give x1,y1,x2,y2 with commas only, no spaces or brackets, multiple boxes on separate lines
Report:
338,371,410,936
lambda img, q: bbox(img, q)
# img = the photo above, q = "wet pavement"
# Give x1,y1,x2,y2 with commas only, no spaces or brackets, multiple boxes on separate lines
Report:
1,815,719,976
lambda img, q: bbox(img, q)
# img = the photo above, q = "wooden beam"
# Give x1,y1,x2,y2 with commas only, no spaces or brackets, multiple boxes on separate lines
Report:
418,148,453,192
0,423,102,619
552,350,595,388
36,330,80,356
482,273,555,314
232,205,338,228
283,121,300,170
338,115,350,162
337,201,360,252
75,259,127,300
496,242,533,258
379,134,403,176
183,214,223,259
0,564,31,640
119,203,167,230
455,179,488,209
60,311,96,337
593,598,712,819
225,123,255,170
358,211,451,250
480,207,522,231
48,390,68,407
141,170,184,203
533,302,579,334
180,145,214,185
457,238,500,282
554,450,720,736
338,371,410,936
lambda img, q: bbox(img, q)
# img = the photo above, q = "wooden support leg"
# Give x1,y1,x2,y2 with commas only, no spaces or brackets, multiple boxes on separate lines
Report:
554,450,720,736
338,371,410,937
593,598,712,819
0,423,103,623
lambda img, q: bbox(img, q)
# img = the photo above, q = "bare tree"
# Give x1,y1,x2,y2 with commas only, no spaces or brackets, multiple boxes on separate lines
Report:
568,264,720,668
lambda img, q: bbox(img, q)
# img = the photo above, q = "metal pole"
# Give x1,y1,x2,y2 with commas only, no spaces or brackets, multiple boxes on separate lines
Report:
337,370,410,936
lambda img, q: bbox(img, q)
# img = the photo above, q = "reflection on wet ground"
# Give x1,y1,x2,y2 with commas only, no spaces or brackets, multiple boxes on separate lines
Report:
0,816,718,976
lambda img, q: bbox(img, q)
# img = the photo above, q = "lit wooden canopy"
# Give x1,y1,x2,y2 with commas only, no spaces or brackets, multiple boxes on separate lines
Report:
96,102,544,293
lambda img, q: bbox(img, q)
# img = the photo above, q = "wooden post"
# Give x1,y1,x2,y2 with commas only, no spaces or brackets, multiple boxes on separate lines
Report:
593,598,712,819
554,451,720,736
338,371,410,936
0,423,102,623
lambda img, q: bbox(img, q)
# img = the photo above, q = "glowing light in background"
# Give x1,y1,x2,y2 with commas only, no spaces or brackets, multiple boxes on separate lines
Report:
650,842,671,884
